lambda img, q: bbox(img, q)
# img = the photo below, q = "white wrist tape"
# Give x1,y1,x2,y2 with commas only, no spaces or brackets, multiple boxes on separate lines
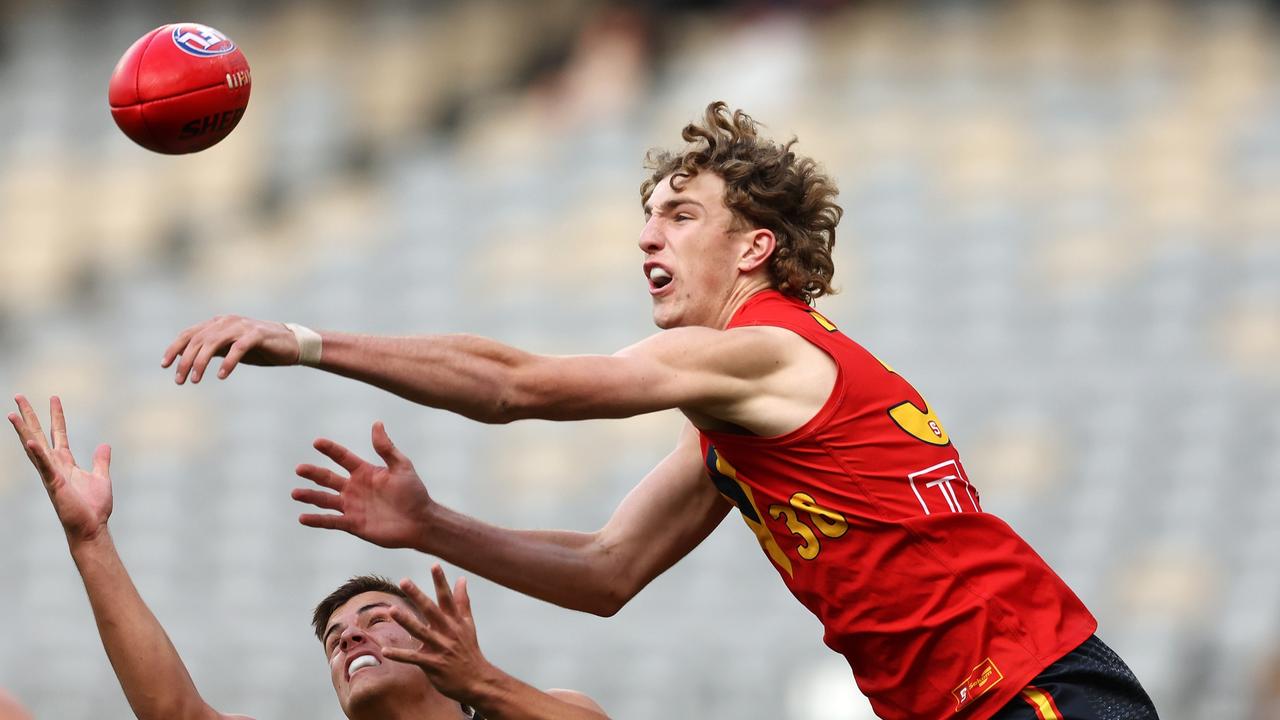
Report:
284,323,323,367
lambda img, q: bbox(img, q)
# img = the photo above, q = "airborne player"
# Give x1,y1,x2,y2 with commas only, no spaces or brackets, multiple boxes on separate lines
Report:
166,102,1160,719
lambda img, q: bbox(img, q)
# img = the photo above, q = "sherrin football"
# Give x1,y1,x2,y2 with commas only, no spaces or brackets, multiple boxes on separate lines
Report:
109,23,251,154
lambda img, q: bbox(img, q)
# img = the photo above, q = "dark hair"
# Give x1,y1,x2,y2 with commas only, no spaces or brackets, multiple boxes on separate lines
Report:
313,575,481,717
311,575,409,642
641,101,842,305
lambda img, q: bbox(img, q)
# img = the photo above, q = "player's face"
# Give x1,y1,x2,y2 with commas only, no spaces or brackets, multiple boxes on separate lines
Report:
322,591,432,715
640,172,757,329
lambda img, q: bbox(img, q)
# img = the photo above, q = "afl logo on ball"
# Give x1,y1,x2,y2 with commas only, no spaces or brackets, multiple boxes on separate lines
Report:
171,24,236,57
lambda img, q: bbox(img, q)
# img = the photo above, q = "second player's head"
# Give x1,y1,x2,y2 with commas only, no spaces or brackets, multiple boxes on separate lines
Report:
312,575,461,719
639,101,842,329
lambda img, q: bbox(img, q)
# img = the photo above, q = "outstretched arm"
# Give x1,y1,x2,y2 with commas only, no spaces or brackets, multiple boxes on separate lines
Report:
385,566,610,720
7,396,251,720
293,421,729,616
160,315,800,428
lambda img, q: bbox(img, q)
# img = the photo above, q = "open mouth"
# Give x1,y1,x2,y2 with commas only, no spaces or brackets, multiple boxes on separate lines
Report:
347,653,381,679
648,266,673,293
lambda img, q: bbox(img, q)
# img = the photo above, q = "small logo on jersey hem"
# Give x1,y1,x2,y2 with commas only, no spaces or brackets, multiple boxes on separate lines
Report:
952,657,1003,712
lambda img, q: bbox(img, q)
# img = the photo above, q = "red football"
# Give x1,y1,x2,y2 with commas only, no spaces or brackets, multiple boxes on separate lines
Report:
109,23,251,154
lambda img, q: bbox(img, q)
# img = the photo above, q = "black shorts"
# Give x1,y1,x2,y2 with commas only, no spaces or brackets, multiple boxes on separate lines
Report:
989,635,1160,720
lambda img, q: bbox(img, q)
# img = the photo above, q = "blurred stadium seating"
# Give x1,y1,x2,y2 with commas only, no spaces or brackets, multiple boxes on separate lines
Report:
1,1,1278,718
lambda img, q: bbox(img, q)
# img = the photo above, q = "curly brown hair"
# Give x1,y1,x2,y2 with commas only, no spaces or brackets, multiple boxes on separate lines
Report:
640,101,842,305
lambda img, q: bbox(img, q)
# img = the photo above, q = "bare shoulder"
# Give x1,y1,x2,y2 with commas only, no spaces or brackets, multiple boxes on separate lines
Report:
616,325,801,375
729,324,828,364
546,688,608,713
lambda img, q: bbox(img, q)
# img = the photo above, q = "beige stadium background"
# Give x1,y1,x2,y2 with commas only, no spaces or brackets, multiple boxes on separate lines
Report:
1,1,1279,718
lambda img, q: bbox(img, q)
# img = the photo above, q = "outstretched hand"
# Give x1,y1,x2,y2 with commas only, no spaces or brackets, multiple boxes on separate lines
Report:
7,395,113,543
292,422,434,550
382,565,492,702
161,315,300,384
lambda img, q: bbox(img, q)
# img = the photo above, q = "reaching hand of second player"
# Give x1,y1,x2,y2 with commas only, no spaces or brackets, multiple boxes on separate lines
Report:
382,566,497,704
161,314,301,384
292,421,435,551
7,395,113,544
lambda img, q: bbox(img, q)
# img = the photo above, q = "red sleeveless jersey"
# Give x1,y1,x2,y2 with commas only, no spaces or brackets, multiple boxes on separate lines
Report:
698,291,1096,720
